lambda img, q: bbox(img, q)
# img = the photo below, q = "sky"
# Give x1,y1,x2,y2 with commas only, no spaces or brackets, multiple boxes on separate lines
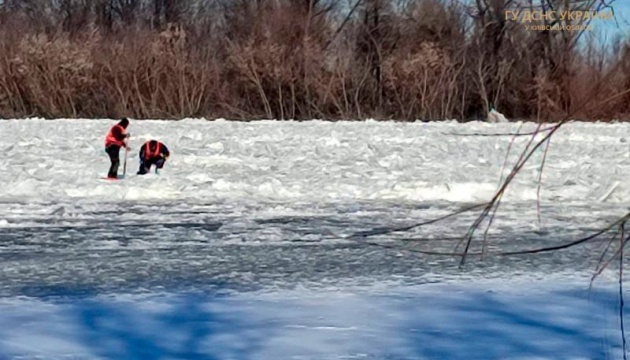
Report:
575,1,630,54
598,1,630,40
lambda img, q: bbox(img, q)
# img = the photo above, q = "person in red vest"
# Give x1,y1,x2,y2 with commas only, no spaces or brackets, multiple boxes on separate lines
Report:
137,140,170,175
104,118,130,179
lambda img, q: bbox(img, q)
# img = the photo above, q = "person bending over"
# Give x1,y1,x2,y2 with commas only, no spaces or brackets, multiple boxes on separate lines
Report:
138,140,170,175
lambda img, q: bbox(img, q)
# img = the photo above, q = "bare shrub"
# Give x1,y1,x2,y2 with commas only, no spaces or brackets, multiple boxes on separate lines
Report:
89,24,219,119
383,42,461,120
9,32,96,118
0,0,628,121
225,1,335,119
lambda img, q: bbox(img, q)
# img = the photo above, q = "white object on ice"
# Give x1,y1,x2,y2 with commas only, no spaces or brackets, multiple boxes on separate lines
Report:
487,108,509,123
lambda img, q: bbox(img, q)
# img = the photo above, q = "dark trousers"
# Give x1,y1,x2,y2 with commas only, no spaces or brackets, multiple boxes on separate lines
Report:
137,157,165,175
106,145,121,178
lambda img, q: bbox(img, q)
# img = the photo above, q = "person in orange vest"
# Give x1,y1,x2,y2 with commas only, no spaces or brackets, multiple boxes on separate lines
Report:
137,140,170,175
104,118,130,179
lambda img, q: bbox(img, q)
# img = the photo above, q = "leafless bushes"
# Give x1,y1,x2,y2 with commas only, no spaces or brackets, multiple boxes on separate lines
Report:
224,1,333,119
0,0,628,120
10,33,96,118
383,42,462,120
96,25,218,118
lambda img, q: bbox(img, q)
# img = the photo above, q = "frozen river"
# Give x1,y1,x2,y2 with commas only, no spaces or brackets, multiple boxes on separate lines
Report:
0,119,629,359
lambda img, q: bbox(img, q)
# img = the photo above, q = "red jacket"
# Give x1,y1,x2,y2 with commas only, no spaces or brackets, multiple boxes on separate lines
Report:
105,124,127,147
143,141,162,160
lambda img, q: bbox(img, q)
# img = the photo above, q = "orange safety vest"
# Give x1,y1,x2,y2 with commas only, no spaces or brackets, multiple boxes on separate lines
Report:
105,124,126,147
144,142,162,160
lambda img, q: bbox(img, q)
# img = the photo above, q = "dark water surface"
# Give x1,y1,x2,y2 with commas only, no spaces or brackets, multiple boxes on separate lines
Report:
0,201,623,298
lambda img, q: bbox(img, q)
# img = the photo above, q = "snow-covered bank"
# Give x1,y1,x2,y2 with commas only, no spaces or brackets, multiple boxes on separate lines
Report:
1,119,628,204
0,281,625,359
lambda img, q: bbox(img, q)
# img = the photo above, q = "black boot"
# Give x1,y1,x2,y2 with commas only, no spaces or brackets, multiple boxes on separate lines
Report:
137,161,149,175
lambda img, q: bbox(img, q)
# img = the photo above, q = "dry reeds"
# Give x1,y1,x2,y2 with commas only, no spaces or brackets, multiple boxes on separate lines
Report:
0,0,627,121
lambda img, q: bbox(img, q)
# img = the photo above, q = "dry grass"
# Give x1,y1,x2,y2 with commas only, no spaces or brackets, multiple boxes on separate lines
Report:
0,0,628,120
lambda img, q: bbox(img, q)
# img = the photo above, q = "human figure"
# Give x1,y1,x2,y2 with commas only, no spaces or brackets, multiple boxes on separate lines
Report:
104,118,130,179
137,140,170,175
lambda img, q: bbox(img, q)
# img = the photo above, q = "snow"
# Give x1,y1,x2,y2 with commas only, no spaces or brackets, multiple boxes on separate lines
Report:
0,282,626,359
1,119,628,204
1,118,629,359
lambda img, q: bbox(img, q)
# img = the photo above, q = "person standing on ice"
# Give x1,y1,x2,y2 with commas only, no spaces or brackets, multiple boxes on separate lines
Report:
137,140,170,175
104,118,130,179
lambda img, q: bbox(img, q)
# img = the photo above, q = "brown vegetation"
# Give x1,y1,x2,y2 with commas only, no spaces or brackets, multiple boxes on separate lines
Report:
0,0,628,121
